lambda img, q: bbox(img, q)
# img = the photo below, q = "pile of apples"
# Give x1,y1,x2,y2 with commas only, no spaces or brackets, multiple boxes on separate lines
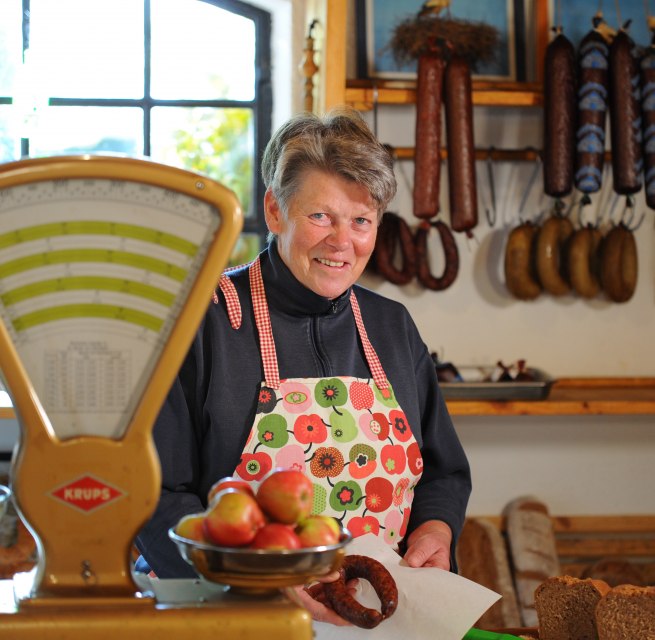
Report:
175,469,341,550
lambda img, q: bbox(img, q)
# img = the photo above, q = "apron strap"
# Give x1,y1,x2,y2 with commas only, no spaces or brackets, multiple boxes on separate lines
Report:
249,257,280,389
349,290,389,390
216,274,242,329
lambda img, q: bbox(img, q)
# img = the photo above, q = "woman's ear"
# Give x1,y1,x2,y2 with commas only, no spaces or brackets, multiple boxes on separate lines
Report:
264,188,282,234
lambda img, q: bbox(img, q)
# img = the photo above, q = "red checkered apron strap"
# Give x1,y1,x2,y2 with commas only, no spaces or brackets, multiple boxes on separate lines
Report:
249,257,280,389
349,290,389,390
214,274,242,330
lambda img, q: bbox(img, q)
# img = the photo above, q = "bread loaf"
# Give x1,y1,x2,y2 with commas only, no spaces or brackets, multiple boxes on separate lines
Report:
535,575,610,640
504,496,561,626
595,584,655,639
582,557,646,587
457,517,522,629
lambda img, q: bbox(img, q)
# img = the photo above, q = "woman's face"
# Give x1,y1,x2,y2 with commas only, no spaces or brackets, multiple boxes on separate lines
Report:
265,169,379,299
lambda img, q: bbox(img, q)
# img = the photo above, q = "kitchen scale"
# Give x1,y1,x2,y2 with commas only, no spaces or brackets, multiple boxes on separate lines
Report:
0,155,313,639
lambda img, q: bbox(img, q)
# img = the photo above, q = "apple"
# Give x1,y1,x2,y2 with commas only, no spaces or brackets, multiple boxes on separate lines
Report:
202,488,265,547
207,476,254,505
175,513,207,542
250,523,302,550
295,515,341,547
256,468,313,524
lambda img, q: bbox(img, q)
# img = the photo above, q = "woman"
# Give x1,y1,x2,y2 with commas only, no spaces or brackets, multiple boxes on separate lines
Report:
136,108,471,625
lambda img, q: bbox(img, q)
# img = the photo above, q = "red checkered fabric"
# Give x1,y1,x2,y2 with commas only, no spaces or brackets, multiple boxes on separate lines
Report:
217,274,242,329
250,257,280,389
349,291,388,390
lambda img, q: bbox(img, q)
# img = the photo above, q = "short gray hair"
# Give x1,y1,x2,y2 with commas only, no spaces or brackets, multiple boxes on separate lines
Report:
261,107,396,219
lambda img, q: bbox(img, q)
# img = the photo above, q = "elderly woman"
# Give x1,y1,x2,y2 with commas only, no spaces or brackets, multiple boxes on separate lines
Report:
136,108,471,625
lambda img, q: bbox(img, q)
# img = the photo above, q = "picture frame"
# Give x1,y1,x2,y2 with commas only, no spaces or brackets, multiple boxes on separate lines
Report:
355,0,527,82
549,0,652,49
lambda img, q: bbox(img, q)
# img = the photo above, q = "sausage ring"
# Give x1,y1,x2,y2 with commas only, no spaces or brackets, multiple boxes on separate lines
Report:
504,221,541,301
568,225,602,298
374,212,417,285
600,224,638,302
321,555,398,628
415,220,459,291
535,214,574,296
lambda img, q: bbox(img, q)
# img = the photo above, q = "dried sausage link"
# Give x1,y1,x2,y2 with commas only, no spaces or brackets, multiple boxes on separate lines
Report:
415,220,459,291
373,212,417,285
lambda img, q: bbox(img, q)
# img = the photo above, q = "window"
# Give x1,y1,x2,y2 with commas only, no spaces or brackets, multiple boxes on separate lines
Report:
0,0,272,261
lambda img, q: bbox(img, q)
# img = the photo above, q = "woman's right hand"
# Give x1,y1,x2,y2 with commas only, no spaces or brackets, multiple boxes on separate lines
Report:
290,570,357,626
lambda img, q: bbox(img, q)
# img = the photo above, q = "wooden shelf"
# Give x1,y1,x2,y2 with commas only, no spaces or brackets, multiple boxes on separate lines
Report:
345,80,544,111
2,379,655,421
447,378,655,417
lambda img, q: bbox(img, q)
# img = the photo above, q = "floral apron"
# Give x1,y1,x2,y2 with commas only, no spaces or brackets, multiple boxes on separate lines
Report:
219,257,423,547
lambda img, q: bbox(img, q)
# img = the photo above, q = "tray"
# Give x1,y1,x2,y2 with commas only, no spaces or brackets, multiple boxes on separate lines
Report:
440,367,553,401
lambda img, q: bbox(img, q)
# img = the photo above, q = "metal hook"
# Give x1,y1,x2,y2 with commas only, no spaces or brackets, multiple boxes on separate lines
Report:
517,158,542,222
620,195,647,230
605,192,622,225
485,147,497,227
576,194,593,227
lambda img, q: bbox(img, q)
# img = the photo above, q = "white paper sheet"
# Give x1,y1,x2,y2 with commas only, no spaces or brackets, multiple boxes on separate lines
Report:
313,535,501,640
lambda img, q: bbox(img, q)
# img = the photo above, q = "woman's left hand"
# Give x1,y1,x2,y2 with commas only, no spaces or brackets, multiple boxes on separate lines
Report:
402,520,452,570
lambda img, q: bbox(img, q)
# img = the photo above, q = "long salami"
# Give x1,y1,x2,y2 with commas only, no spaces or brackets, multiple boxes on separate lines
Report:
641,39,655,209
413,51,447,219
609,27,643,195
544,31,577,198
575,24,610,193
444,55,478,235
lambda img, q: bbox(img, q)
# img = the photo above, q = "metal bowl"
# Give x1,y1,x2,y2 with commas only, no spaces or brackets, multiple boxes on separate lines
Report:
0,485,10,521
168,524,352,594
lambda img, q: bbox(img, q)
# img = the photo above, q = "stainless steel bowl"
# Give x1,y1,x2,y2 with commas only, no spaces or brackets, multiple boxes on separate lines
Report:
168,524,352,594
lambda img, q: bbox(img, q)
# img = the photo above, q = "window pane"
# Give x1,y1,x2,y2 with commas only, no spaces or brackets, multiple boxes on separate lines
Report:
28,107,142,156
151,0,255,101
29,0,144,99
0,106,20,162
150,106,254,216
0,1,22,96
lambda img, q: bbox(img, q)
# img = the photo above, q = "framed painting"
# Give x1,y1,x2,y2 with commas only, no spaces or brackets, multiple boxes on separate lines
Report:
355,0,527,82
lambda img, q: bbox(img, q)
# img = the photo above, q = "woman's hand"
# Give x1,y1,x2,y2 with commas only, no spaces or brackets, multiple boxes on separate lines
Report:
402,520,452,570
290,570,356,626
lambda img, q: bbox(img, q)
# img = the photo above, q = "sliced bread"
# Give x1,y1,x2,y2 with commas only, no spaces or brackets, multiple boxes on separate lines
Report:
535,575,610,640
595,584,655,640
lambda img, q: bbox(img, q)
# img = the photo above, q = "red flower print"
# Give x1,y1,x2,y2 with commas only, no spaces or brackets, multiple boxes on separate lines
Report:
293,414,327,444
389,409,412,442
257,386,278,414
235,452,272,481
309,447,345,478
346,515,380,537
381,443,406,475
371,412,390,440
348,443,377,480
400,506,411,537
364,477,393,513
407,441,423,476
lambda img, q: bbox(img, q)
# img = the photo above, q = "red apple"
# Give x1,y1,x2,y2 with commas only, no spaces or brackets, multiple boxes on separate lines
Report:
256,469,314,524
250,523,302,550
202,488,265,547
295,515,341,547
207,476,254,505
175,513,207,542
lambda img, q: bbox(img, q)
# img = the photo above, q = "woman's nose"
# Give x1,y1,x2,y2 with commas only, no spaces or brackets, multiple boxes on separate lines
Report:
327,222,350,249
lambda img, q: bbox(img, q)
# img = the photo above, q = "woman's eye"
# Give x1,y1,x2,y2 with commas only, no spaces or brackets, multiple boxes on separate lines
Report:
354,217,372,226
309,212,327,221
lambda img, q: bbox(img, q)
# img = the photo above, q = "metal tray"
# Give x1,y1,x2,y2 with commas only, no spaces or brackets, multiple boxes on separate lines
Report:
440,367,553,401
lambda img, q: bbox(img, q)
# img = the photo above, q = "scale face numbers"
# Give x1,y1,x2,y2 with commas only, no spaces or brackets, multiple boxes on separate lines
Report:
0,176,221,439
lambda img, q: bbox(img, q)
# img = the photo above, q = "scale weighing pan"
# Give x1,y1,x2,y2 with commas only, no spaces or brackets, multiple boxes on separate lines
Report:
0,155,312,639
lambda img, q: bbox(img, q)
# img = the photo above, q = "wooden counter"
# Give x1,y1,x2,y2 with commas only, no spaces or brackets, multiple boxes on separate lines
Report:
447,377,655,417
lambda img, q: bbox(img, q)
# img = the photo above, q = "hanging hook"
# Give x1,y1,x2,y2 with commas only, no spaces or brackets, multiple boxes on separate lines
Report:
485,147,497,227
620,194,647,230
576,193,593,227
517,158,542,223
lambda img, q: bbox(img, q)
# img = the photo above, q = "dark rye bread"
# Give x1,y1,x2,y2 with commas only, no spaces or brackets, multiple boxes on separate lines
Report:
581,558,646,588
504,496,561,627
535,575,610,640
457,517,522,629
595,584,655,640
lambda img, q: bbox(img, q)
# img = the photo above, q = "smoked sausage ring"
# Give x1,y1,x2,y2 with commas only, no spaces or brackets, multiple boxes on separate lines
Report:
374,212,417,285
321,555,398,628
415,220,459,291
600,224,638,302
535,214,574,296
504,221,541,300
568,225,602,298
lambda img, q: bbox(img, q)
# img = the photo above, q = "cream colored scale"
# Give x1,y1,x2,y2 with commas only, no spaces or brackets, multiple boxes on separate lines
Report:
0,156,312,639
